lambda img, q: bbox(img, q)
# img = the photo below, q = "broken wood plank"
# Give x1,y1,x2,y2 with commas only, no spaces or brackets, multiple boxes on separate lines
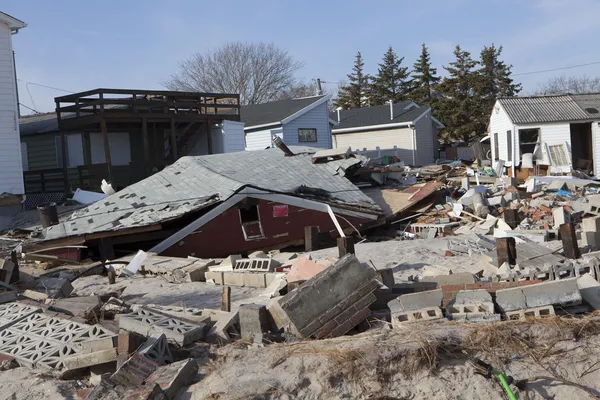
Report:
496,237,517,267
559,223,581,259
221,286,231,312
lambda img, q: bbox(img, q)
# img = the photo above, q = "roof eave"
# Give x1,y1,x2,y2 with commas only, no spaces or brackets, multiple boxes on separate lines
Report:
0,12,27,31
332,121,414,134
280,94,332,124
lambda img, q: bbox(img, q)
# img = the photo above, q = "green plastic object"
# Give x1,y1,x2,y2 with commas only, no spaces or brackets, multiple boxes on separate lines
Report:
497,373,518,400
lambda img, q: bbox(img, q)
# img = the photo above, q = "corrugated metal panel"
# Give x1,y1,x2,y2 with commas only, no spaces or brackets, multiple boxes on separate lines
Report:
499,96,589,124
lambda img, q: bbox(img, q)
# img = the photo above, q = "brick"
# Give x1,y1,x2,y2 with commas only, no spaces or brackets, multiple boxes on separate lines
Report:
351,292,377,311
334,305,359,324
318,304,343,324
348,307,371,326
118,330,149,355
329,318,356,338
314,319,338,339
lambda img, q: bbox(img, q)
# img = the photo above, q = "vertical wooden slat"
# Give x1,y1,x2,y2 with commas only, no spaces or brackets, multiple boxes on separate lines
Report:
142,117,149,169
337,236,355,257
221,286,231,312
560,223,581,259
304,226,320,252
170,118,178,161
100,118,113,182
496,237,517,267
205,121,213,155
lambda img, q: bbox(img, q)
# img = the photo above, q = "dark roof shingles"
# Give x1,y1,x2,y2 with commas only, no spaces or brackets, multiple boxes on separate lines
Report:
241,96,326,128
332,102,426,131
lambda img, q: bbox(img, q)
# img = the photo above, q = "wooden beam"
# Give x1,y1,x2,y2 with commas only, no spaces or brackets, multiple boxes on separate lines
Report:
560,223,581,259
304,226,320,252
100,118,113,182
57,100,69,194
205,121,213,155
221,286,231,312
337,236,355,257
142,117,150,167
170,118,178,161
496,237,517,267
503,209,519,229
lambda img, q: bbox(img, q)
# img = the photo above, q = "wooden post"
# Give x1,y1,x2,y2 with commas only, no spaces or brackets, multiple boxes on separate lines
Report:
56,100,69,194
170,118,178,161
560,223,581,259
100,118,113,182
304,226,320,252
9,250,19,285
142,117,149,170
337,236,355,257
98,238,115,261
108,269,116,285
503,209,519,229
496,237,517,267
221,286,231,312
205,121,213,155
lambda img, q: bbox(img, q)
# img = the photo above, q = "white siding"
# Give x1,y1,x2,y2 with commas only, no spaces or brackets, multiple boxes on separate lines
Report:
282,101,332,148
593,122,600,174
0,22,24,194
245,127,277,151
333,127,414,163
489,101,514,165
414,113,435,165
222,120,246,153
515,122,571,166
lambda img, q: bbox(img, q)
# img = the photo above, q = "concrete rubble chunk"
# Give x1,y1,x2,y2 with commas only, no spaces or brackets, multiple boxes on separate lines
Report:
208,311,239,340
210,255,242,272
34,277,73,299
267,254,378,339
447,290,497,322
552,206,569,228
239,304,270,339
111,353,160,388
119,308,207,346
420,272,476,286
50,295,101,318
388,289,443,313
577,273,600,310
138,334,173,365
496,278,582,313
495,286,527,313
146,358,199,399
286,256,327,284
62,348,117,371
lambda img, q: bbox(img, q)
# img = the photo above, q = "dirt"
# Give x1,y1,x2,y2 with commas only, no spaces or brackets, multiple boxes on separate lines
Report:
0,367,81,399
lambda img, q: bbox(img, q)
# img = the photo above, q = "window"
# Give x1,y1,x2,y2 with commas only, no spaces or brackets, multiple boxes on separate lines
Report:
506,130,512,162
548,144,570,166
21,142,28,172
239,202,265,240
493,133,499,161
519,128,539,157
90,132,131,166
298,128,317,142
55,134,84,168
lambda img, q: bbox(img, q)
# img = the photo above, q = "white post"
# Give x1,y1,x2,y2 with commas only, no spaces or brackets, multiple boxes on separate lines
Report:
376,146,381,158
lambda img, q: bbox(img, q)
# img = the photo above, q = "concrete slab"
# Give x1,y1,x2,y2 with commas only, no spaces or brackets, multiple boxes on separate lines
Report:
577,273,600,310
495,286,528,312
62,348,117,371
388,289,443,313
239,304,270,339
34,278,73,299
146,358,199,400
420,273,475,286
523,278,581,308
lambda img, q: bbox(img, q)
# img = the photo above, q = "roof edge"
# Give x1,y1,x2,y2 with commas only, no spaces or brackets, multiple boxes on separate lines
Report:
332,121,414,134
0,11,26,30
280,94,332,124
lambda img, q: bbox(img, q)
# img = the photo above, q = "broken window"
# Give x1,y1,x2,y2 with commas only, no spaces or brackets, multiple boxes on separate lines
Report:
548,144,570,166
298,128,317,142
506,130,512,162
239,203,265,240
518,128,539,157
493,133,499,160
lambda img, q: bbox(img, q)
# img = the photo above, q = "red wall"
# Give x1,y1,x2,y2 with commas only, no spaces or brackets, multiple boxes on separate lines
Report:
162,199,370,258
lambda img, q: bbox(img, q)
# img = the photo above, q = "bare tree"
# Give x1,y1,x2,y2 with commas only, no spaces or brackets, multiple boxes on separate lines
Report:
535,75,600,95
163,42,304,105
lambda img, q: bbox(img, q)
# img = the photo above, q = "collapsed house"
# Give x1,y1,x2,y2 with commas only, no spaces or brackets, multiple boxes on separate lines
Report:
32,145,382,259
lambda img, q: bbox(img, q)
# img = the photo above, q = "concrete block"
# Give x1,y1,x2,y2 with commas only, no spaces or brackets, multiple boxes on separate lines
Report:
51,295,101,318
264,273,279,287
118,329,147,355
242,273,267,288
119,308,207,346
268,254,377,338
505,306,555,320
147,358,199,399
488,196,507,207
222,272,245,286
208,311,239,340
580,231,599,249
495,286,528,312
62,348,117,371
138,334,173,365
552,206,569,228
577,273,600,310
239,304,270,339
391,307,444,327
205,271,224,285
0,290,17,304
388,289,443,313
446,290,496,320
286,256,327,284
34,278,73,299
420,273,476,286
583,217,600,233
522,278,581,308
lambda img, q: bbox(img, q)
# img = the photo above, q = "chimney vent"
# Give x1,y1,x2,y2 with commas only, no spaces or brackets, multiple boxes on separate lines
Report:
273,136,294,157
389,100,394,120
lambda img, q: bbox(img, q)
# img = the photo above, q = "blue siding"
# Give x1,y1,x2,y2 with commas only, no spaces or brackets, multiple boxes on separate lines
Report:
282,102,332,149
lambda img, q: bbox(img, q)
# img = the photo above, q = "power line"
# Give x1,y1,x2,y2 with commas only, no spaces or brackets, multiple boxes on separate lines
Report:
16,79,75,94
512,61,600,77
19,103,41,114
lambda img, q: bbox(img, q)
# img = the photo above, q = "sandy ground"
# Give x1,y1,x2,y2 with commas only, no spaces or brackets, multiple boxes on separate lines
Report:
0,367,81,399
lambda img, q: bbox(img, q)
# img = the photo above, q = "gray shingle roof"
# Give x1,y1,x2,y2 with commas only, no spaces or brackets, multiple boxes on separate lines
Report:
43,146,380,241
331,102,427,131
241,96,326,128
498,94,600,124
20,112,59,136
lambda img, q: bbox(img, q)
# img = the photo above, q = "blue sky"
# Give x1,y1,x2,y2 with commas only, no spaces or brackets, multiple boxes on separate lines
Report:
5,0,600,114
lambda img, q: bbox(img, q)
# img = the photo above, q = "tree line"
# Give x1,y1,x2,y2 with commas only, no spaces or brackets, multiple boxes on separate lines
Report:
334,44,522,143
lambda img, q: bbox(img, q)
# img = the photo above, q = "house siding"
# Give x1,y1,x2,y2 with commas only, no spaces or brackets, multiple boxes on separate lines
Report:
414,113,435,165
282,101,332,148
489,101,514,164
333,126,414,163
222,120,245,153
21,132,58,170
0,22,24,194
593,122,600,172
245,126,278,151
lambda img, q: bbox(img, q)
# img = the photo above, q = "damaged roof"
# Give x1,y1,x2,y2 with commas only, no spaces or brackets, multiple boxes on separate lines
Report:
43,147,380,241
498,93,600,124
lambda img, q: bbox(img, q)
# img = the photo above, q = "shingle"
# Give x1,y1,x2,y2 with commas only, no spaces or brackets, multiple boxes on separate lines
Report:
332,102,426,131
43,146,380,241
241,96,326,128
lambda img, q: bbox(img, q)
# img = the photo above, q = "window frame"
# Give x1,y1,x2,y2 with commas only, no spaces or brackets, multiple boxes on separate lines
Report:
298,128,317,143
238,204,265,240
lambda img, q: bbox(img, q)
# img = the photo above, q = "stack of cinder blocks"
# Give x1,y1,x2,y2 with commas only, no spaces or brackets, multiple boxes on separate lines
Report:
388,289,444,328
268,254,378,339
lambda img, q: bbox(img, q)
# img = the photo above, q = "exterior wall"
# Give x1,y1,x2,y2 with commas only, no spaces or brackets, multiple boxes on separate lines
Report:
489,101,515,164
282,101,332,149
414,113,435,165
21,132,58,170
161,198,370,258
333,126,414,163
593,122,600,173
245,126,278,151
222,120,246,153
0,22,24,194
516,122,571,166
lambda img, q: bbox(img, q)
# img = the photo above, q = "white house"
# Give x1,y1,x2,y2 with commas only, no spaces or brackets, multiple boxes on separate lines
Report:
242,95,333,150
0,11,26,195
331,101,444,166
489,94,600,175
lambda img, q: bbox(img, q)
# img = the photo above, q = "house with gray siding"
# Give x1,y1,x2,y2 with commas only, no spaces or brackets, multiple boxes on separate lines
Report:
242,95,334,150
489,94,600,176
331,101,443,166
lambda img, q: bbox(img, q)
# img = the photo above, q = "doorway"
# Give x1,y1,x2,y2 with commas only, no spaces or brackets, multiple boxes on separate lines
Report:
570,123,593,172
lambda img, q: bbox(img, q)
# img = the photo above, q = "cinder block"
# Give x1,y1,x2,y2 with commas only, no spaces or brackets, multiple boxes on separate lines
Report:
138,334,173,365
577,273,600,310
223,272,245,286
446,290,495,319
582,217,600,233
580,231,599,248
522,278,581,308
391,307,444,328
388,289,443,313
505,306,555,320
239,304,270,339
553,206,569,227
242,273,267,288
495,286,528,312
146,358,199,400
420,273,476,286
204,271,224,285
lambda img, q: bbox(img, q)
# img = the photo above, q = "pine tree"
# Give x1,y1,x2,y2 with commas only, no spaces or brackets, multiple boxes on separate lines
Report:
334,52,370,109
410,43,440,108
369,46,410,106
436,45,480,143
476,44,521,100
